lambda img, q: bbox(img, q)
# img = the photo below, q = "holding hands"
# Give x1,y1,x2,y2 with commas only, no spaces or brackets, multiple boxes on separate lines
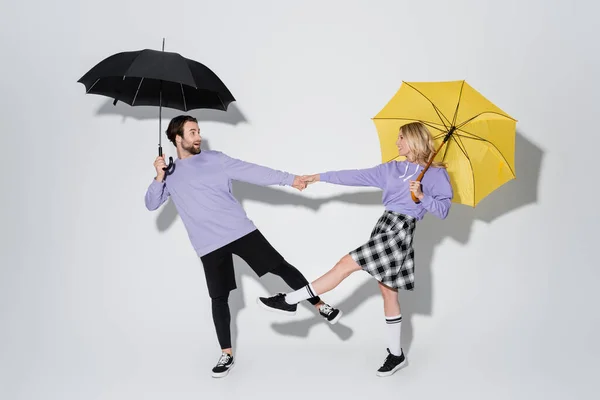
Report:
293,175,424,202
301,174,320,185
291,174,320,191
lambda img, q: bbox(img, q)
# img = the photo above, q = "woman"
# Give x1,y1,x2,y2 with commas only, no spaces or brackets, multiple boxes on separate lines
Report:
257,122,453,377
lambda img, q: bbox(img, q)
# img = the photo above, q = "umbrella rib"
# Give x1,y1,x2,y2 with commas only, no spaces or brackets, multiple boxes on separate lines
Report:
374,117,447,133
217,93,226,110
122,51,145,79
451,135,476,205
403,82,451,129
86,78,100,93
455,128,516,178
180,83,188,111
451,80,465,127
453,130,488,141
457,111,516,129
132,77,144,106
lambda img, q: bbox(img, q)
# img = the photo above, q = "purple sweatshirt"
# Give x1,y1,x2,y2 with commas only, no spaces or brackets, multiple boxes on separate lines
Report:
320,160,453,220
144,150,295,257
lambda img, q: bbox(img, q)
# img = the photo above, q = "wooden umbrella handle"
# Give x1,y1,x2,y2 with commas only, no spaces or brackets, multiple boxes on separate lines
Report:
411,169,426,203
411,138,449,203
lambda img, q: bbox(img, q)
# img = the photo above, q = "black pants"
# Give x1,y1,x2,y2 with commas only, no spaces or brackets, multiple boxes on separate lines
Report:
200,230,321,349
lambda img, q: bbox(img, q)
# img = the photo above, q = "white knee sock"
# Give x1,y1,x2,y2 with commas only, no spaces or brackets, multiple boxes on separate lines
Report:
284,284,318,304
386,314,402,356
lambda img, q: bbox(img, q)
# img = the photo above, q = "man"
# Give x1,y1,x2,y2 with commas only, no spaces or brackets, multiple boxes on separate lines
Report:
145,115,342,378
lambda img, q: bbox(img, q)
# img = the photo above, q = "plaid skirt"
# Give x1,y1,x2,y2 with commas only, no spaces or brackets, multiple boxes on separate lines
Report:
349,210,416,291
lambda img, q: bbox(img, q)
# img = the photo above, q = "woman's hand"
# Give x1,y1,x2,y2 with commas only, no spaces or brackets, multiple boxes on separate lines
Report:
409,180,424,200
301,174,320,185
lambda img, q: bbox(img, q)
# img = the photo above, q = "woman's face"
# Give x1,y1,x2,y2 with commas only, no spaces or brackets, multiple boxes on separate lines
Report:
396,132,412,158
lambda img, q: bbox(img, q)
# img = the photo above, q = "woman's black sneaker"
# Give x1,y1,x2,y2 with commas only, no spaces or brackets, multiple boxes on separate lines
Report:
376,348,407,377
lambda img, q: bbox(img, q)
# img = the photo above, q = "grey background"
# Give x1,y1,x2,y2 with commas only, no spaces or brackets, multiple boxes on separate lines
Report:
1,0,598,399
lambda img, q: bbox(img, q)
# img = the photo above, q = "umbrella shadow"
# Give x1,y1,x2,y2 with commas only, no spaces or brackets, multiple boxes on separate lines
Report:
152,131,544,355
96,98,248,125
268,130,544,355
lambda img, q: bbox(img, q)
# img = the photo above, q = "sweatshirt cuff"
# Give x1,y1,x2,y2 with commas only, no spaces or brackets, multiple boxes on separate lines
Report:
319,172,330,182
151,178,165,188
285,174,295,186
419,193,433,208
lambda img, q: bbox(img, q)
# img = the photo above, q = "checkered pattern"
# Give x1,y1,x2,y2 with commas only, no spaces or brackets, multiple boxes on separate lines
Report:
350,211,416,290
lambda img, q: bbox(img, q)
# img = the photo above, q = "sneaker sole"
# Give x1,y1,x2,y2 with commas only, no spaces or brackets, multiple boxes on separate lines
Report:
256,297,297,316
212,360,235,378
376,358,407,377
327,310,343,325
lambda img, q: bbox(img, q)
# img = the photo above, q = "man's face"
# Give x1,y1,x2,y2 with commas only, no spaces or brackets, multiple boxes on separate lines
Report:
179,121,202,155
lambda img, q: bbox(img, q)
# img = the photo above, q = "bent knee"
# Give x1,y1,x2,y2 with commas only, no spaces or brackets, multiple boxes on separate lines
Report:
379,284,399,301
211,293,230,304
334,255,360,274
381,291,399,303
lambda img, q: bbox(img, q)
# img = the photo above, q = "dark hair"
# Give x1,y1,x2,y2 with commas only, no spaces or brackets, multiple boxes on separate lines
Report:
166,115,198,146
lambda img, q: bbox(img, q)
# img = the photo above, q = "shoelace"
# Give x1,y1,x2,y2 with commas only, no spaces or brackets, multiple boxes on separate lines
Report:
217,353,231,366
381,354,397,369
381,351,401,369
320,304,333,315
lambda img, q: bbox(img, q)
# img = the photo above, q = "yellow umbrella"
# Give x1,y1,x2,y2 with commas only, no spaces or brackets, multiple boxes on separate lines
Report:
372,80,517,207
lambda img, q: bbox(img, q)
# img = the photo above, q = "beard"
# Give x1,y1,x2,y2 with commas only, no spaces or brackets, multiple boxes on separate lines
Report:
183,141,202,155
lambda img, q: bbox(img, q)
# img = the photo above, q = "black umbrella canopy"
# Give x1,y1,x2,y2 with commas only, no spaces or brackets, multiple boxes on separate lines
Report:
77,47,236,111
78,40,236,175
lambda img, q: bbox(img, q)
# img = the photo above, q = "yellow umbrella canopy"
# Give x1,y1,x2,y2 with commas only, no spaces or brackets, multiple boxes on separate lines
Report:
372,80,517,207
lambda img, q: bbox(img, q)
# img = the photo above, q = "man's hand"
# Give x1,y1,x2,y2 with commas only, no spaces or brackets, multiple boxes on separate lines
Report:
154,155,167,182
292,175,308,191
292,174,320,191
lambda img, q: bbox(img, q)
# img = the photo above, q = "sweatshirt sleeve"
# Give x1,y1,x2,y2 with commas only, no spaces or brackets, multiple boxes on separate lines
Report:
319,164,386,189
145,179,170,211
419,168,453,219
217,151,295,186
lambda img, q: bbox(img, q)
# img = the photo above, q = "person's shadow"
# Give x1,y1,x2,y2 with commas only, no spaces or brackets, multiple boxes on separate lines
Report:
154,139,354,350
153,132,544,355
269,131,544,355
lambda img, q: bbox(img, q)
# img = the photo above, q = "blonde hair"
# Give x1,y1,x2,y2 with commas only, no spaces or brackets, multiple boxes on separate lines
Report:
399,122,447,169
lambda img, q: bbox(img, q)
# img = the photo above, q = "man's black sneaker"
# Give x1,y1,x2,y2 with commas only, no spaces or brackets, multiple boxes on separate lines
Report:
212,352,234,378
376,348,407,377
318,303,342,324
256,293,297,315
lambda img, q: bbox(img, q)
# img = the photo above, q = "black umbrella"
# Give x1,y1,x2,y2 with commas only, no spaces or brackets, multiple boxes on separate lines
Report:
78,39,236,173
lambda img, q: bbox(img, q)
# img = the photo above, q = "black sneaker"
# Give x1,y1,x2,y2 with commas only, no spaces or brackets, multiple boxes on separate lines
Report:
318,303,342,324
376,348,407,377
212,352,234,378
256,293,297,315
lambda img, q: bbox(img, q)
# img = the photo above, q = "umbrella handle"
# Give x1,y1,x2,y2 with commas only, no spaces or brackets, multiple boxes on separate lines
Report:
164,157,174,172
411,169,427,203
410,137,450,203
158,146,174,173
411,189,420,203
411,180,422,203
